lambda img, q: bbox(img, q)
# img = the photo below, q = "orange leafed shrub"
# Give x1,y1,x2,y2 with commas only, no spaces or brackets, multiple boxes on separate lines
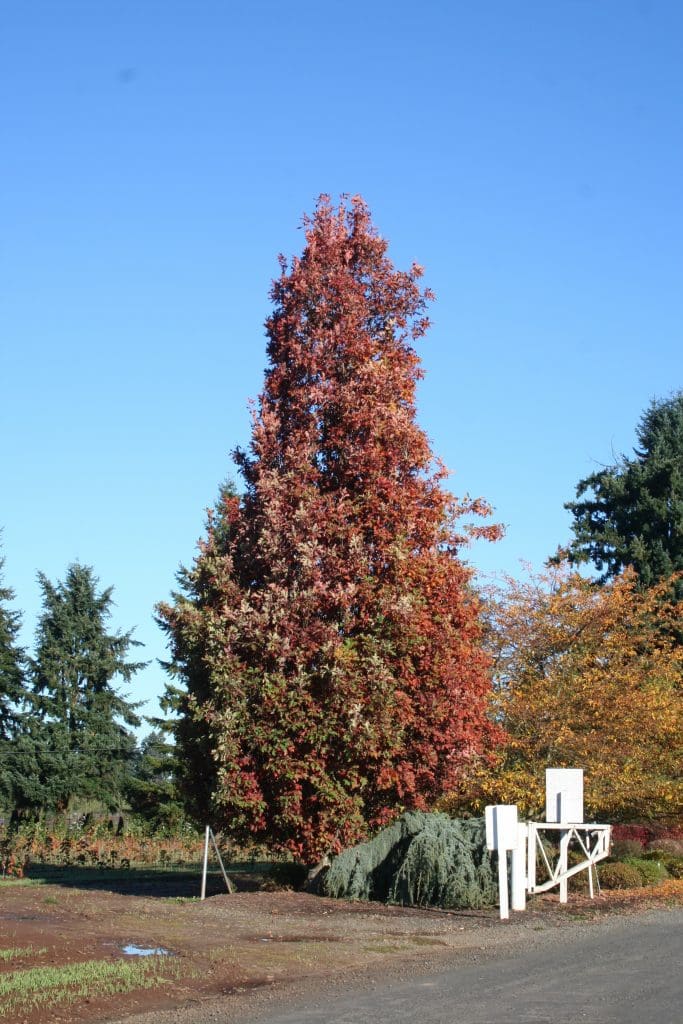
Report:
441,567,683,823
0,827,205,870
0,849,27,878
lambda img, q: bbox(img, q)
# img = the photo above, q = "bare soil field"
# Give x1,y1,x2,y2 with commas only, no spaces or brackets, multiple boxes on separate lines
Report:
1,870,681,1024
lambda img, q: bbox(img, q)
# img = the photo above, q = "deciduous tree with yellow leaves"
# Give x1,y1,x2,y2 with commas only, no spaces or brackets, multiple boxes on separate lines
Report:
442,567,682,823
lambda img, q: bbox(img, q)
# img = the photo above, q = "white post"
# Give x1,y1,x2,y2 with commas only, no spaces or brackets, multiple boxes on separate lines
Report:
485,805,518,921
527,822,536,893
200,825,210,901
558,829,570,904
511,822,527,911
498,850,509,921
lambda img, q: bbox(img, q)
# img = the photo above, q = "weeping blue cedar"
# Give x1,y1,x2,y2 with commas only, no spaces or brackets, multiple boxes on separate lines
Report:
323,811,497,909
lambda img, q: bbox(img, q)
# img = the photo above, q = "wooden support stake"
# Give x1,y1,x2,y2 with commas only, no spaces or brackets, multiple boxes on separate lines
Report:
210,829,234,894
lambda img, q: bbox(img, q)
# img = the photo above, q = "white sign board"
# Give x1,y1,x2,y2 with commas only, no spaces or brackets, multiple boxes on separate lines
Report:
485,804,519,851
545,768,583,823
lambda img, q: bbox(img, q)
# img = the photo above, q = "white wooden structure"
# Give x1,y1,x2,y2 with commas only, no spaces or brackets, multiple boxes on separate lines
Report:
545,767,584,824
526,820,611,901
485,804,519,920
486,769,611,920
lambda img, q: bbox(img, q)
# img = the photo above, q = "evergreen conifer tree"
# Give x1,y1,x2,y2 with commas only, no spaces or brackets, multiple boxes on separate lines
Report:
125,727,185,831
0,549,30,808
159,196,501,862
564,391,683,596
0,551,25,741
31,563,146,811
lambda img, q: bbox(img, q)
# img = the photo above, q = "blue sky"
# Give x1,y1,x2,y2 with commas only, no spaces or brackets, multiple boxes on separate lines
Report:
2,0,681,726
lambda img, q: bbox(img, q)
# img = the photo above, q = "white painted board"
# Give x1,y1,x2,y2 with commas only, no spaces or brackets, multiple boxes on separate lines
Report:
545,768,583,823
485,804,519,851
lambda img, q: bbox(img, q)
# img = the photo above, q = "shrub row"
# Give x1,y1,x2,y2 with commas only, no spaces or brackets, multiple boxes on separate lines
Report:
611,823,683,848
0,828,205,872
599,855,681,890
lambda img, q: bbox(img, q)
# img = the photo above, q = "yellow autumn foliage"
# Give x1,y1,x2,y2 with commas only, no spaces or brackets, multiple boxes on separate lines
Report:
441,567,682,822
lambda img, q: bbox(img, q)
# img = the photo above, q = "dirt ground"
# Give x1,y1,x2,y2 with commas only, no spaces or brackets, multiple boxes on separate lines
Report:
1,872,681,1024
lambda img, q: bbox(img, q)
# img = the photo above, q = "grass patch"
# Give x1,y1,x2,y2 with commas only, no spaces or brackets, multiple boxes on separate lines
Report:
0,877,42,887
0,947,47,962
0,956,182,1018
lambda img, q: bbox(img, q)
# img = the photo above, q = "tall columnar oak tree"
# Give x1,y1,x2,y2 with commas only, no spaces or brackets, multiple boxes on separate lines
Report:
563,391,683,596
159,196,501,863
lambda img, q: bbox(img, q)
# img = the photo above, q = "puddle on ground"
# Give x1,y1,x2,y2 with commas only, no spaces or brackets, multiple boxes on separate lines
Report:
121,944,171,957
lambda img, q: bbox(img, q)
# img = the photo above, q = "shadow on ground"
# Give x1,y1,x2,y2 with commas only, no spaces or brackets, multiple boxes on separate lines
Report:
24,862,271,897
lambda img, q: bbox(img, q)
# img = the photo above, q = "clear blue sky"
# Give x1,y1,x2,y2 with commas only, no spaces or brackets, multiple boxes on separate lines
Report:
2,0,681,727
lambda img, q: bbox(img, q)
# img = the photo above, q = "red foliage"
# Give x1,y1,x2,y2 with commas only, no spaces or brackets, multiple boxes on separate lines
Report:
612,824,683,847
159,196,501,863
0,850,26,878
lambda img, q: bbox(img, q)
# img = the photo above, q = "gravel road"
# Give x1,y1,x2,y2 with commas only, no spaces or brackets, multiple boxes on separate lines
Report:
115,906,682,1024
242,908,682,1024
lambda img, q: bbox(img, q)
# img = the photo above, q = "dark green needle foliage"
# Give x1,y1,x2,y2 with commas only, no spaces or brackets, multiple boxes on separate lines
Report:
30,563,146,811
323,811,497,910
0,550,30,808
564,391,683,599
155,480,240,828
125,727,185,832
0,551,25,742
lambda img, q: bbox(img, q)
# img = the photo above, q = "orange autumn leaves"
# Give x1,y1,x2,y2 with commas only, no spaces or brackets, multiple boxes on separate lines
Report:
159,197,502,863
445,567,683,822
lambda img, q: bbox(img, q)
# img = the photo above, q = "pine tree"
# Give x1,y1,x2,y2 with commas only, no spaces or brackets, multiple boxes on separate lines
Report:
159,196,501,863
31,563,146,811
563,391,683,596
0,551,25,741
0,549,29,808
125,728,185,832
